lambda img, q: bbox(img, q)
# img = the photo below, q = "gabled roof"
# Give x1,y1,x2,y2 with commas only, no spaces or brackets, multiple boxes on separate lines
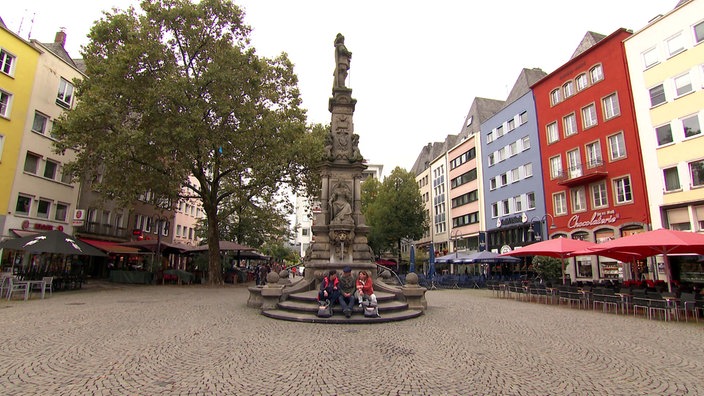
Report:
504,68,547,105
570,31,606,59
410,136,459,176
39,41,81,69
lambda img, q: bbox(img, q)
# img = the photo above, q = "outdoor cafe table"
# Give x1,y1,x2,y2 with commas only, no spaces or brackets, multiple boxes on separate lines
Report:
17,280,47,300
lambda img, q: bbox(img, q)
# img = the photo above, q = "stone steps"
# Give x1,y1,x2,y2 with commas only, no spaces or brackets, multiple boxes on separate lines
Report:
263,289,422,323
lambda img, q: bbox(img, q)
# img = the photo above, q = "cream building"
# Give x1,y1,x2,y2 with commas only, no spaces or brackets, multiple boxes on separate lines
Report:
2,31,83,239
624,0,704,232
624,0,704,284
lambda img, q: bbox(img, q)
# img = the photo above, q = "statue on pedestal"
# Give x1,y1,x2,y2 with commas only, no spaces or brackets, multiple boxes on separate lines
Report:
333,33,352,89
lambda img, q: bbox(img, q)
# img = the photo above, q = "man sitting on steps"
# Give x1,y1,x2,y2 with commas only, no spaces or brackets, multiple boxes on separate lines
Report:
338,266,356,318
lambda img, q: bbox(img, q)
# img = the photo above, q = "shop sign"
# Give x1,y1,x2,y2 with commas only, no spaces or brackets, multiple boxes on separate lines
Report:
496,215,523,228
500,245,512,254
568,210,620,229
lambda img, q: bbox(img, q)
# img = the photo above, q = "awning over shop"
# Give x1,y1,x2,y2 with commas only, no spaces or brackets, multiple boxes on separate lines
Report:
79,238,142,254
10,229,40,238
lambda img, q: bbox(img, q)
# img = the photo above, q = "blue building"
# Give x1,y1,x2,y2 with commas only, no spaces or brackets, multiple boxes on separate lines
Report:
480,68,549,256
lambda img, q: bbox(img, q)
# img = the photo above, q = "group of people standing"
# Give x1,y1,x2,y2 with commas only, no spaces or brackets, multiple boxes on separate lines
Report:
318,266,378,318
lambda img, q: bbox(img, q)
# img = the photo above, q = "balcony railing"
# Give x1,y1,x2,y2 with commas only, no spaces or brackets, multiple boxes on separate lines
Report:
556,160,608,186
77,222,129,238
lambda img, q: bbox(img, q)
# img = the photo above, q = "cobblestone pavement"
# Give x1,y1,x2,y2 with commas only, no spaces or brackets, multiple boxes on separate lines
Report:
1,282,703,396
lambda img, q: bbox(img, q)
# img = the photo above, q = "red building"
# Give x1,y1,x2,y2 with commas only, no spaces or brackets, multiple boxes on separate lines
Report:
532,29,651,282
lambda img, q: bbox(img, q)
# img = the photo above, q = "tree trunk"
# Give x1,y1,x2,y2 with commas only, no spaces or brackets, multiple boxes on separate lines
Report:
205,204,222,285
397,239,402,274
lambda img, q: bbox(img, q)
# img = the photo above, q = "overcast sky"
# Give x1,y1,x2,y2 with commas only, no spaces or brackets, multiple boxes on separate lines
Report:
3,0,672,177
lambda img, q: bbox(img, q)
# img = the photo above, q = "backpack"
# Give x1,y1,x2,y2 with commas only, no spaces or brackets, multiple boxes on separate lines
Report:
317,300,333,318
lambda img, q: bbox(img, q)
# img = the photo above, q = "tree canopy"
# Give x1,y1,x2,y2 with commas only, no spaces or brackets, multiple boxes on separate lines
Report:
53,0,322,284
361,167,426,262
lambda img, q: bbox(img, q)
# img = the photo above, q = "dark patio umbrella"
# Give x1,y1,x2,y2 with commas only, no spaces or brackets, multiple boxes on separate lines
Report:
0,230,106,256
409,245,416,274
435,251,474,264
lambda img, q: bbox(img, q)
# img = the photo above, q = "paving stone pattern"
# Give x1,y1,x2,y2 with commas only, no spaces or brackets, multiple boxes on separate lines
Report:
1,283,703,395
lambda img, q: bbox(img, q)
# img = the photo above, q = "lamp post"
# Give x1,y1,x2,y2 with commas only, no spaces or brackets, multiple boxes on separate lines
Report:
450,229,463,258
528,214,556,242
154,214,169,273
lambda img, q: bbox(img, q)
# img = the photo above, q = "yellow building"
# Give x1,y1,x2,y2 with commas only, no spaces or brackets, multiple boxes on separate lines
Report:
624,0,704,284
0,20,41,237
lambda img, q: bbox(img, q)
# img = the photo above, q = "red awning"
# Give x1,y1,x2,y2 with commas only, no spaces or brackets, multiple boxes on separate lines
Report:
79,238,141,254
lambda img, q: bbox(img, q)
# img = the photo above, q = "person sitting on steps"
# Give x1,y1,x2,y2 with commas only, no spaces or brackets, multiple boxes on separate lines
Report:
355,270,377,307
318,270,340,308
338,266,356,318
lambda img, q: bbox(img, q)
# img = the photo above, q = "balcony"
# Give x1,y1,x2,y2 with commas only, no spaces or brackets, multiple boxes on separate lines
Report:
556,161,608,187
77,222,129,239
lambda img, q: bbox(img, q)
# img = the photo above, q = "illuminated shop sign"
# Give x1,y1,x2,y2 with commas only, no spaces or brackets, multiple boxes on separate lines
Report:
568,210,620,229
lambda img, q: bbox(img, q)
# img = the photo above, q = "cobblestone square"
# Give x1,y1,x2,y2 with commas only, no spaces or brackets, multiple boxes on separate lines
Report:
1,283,703,395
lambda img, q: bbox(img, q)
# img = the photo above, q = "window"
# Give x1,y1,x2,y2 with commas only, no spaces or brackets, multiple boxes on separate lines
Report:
490,177,497,190
486,132,494,144
523,163,533,178
521,136,530,151
44,160,58,180
591,181,608,208
527,192,536,209
24,153,40,174
31,112,49,134
602,93,620,120
509,142,518,157
450,169,477,188
550,89,561,105
581,104,598,128
649,84,666,106
0,49,15,76
496,125,504,138
500,173,508,186
56,78,74,108
590,65,603,83
614,176,633,204
55,203,68,221
642,47,659,69
507,118,516,131
0,89,12,118
488,153,495,166
666,32,685,57
16,195,31,215
563,81,575,98
519,112,528,125
571,187,587,212
37,199,51,219
585,141,602,168
502,199,510,215
563,113,578,137
554,192,567,215
567,149,583,178
549,156,562,179
663,167,681,192
514,195,523,212
675,73,693,97
547,122,559,143
691,159,704,187
576,73,588,91
683,114,701,138
695,21,704,44
608,132,626,160
491,203,499,218
656,124,673,146
511,168,520,182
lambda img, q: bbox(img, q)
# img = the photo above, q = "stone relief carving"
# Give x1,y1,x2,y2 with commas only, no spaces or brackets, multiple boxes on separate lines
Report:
328,181,354,226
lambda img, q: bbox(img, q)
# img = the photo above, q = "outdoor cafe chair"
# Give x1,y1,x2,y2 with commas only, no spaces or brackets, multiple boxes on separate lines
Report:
678,292,699,322
592,288,619,314
39,276,53,297
6,277,29,301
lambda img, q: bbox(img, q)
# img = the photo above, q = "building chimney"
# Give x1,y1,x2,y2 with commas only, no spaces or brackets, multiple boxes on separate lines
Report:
55,28,67,47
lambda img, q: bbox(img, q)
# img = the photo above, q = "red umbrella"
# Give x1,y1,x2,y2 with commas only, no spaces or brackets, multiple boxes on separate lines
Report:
584,229,704,290
500,237,597,284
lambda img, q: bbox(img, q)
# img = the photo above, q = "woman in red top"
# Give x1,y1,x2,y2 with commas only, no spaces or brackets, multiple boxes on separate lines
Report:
355,270,377,306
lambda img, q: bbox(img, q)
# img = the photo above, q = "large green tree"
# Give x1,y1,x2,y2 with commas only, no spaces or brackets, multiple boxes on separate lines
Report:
53,0,320,284
361,167,426,264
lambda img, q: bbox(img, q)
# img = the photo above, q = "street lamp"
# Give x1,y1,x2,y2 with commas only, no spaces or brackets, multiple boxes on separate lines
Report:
153,214,170,272
528,214,556,242
450,229,463,258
